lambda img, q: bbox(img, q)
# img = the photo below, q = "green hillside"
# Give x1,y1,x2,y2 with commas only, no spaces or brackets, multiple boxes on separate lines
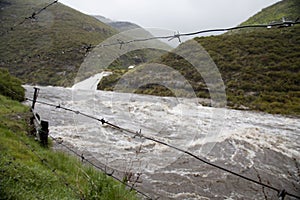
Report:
99,0,300,116
192,26,299,115
0,0,117,86
241,0,300,25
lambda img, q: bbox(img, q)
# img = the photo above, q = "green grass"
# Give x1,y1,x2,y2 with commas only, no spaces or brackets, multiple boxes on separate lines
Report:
0,68,25,101
0,95,138,200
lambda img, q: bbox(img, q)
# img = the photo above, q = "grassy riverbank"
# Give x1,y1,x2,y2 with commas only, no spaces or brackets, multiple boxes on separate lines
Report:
0,95,139,200
0,70,138,200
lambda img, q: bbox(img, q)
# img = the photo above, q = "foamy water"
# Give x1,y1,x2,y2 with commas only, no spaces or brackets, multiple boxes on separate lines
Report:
24,84,300,199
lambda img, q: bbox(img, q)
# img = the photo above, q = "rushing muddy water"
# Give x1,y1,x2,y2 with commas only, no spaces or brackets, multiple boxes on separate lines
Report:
24,83,300,199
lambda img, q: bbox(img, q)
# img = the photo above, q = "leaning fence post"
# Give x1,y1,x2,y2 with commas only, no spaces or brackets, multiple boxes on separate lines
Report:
31,87,40,109
39,120,49,146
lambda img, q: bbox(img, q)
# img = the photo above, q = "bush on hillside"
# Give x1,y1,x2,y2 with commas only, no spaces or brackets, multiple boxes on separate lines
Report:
0,68,25,101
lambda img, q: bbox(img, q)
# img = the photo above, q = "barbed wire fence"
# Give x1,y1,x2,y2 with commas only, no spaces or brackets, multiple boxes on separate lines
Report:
0,86,152,199
27,88,152,199
1,0,300,199
90,20,300,50
1,0,299,52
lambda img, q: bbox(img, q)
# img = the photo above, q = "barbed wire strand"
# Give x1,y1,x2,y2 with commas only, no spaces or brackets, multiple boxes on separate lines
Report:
2,0,58,36
96,20,300,49
4,19,298,57
25,97,300,199
1,3,299,66
33,19,300,56
68,20,300,55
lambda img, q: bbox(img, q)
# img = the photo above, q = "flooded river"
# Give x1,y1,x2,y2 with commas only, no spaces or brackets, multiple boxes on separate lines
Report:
24,83,300,199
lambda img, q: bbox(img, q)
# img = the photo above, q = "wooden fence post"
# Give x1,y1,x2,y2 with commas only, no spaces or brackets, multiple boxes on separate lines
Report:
39,120,49,146
31,87,40,110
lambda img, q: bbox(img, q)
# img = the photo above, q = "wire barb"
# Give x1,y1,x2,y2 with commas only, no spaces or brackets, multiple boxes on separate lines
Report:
117,39,125,49
2,0,58,36
99,118,106,124
168,31,181,43
133,129,142,138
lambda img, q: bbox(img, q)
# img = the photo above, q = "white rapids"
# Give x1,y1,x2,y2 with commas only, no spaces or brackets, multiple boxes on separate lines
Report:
72,72,112,90
23,74,300,199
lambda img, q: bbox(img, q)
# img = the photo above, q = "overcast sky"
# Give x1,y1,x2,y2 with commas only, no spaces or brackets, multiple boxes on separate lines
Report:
59,0,281,35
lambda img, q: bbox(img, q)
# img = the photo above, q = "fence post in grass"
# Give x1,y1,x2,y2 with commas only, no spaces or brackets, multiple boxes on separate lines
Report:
39,120,49,146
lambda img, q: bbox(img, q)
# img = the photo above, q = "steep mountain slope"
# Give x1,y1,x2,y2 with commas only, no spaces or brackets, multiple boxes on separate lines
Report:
0,0,117,86
98,0,300,115
189,26,299,115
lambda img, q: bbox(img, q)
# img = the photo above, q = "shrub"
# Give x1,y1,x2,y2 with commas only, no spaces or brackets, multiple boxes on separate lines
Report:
0,68,25,101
